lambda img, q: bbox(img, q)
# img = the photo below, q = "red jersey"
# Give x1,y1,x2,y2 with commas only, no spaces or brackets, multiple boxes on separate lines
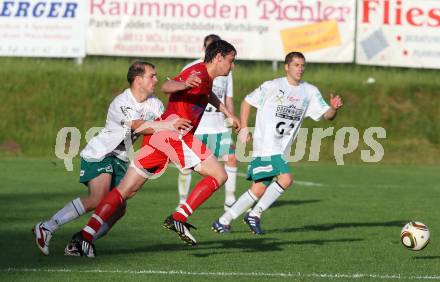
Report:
160,62,213,134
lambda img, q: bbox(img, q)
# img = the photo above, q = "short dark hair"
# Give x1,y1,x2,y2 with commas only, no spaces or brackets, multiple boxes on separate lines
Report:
127,61,155,85
284,52,306,65
204,40,236,63
203,34,221,48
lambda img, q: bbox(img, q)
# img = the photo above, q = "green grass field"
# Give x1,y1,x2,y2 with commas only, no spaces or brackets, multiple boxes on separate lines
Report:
1,159,439,281
1,57,439,281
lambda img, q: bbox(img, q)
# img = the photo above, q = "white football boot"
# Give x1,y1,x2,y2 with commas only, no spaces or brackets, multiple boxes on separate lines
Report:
32,222,53,255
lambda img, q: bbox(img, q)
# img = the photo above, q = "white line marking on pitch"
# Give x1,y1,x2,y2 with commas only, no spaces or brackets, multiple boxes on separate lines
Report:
170,164,402,189
2,268,440,280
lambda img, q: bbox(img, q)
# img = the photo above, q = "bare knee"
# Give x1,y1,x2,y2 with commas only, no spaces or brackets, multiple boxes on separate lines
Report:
124,189,139,199
197,156,228,186
82,192,106,211
248,181,266,198
117,167,148,199
88,196,103,209
225,154,237,167
85,173,112,210
251,187,265,198
277,174,293,189
213,169,228,186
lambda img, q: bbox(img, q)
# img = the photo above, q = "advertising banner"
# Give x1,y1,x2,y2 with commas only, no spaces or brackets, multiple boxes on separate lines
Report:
356,0,440,69
0,0,86,57
87,0,356,62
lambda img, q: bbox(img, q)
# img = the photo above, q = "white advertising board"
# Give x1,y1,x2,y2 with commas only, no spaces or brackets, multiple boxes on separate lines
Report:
356,0,440,69
0,0,86,57
87,0,356,62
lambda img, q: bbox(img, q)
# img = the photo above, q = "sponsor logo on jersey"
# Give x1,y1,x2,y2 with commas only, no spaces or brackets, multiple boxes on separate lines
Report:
276,105,303,121
275,93,284,104
120,106,134,119
287,95,300,102
80,170,85,177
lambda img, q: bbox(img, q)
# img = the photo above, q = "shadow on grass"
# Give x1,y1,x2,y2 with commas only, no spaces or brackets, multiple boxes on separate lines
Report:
199,199,322,211
0,227,363,268
266,220,407,233
413,256,440,260
103,237,363,257
271,199,322,208
0,191,83,221
0,229,94,269
0,191,83,206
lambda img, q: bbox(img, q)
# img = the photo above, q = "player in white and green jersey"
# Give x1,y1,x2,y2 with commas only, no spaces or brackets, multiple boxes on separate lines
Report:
177,34,238,211
33,62,191,255
212,52,343,234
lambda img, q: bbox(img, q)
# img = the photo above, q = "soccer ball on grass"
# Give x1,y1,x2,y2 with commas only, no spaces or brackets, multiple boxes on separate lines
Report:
400,221,430,251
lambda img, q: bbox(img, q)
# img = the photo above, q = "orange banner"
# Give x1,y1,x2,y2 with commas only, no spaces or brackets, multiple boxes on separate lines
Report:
281,20,341,54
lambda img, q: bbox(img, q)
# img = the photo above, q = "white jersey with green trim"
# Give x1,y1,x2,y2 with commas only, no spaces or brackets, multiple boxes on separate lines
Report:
183,59,233,134
245,77,330,157
80,88,164,162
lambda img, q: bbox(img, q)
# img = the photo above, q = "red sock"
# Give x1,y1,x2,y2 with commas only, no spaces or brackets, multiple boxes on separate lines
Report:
82,188,123,242
173,176,219,222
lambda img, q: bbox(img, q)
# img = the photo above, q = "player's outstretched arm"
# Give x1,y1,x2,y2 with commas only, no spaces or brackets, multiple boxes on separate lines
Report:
161,74,201,94
238,100,252,143
130,117,192,134
324,94,343,120
225,96,234,116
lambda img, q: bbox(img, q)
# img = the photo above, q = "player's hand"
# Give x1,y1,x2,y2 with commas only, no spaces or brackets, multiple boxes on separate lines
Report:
238,127,250,143
163,116,192,132
330,94,343,110
227,115,241,133
172,118,192,131
184,74,201,89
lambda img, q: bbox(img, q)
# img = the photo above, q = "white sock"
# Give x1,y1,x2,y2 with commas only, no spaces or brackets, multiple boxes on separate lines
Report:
224,165,237,206
178,170,192,204
250,181,285,218
219,190,258,225
43,198,86,233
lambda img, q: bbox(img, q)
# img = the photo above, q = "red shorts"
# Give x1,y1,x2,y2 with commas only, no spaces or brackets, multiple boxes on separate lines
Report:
134,131,212,175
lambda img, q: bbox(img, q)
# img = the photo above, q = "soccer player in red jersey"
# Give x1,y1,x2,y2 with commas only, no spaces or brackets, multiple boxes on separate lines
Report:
67,40,239,257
